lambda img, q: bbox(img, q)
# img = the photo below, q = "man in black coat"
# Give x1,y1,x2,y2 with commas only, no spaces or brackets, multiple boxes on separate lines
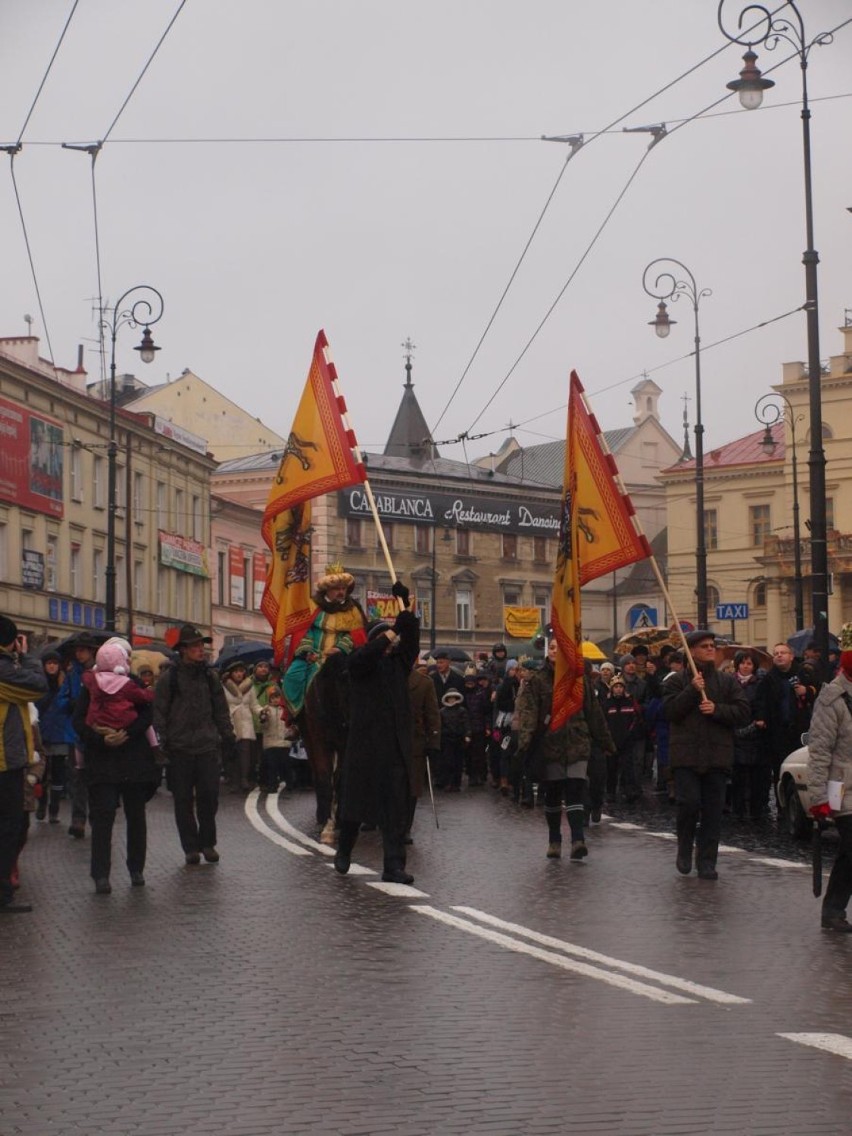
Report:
662,630,750,880
753,642,816,801
431,650,465,702
335,581,419,885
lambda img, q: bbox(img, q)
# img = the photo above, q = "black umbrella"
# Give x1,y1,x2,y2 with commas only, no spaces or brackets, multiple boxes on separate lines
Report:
216,640,274,670
787,628,840,657
47,630,111,657
432,645,473,664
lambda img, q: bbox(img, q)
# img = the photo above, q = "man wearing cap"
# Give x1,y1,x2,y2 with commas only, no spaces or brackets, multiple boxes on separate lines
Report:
663,630,750,880
806,621,852,932
0,616,47,913
154,625,236,865
334,582,419,884
430,650,465,704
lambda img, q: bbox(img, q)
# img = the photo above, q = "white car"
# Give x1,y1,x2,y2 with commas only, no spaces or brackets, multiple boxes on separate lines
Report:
776,743,815,840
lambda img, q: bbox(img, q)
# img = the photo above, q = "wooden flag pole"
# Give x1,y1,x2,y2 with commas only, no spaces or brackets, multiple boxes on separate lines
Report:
360,476,404,610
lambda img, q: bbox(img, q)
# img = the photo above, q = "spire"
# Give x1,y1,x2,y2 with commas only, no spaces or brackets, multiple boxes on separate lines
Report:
384,337,440,461
678,391,693,463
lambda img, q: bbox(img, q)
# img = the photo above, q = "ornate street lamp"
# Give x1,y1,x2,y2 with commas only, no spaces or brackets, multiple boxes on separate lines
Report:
643,258,712,628
101,286,164,632
755,392,805,630
718,0,832,657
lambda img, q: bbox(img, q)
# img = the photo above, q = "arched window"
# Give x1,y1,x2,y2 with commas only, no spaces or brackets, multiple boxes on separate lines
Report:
753,582,767,608
706,584,720,611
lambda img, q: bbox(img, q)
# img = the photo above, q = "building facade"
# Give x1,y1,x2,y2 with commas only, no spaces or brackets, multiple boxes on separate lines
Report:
0,337,215,648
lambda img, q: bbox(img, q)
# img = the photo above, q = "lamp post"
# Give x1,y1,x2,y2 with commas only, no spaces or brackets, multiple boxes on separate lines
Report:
718,0,832,658
642,257,712,628
755,392,805,630
101,286,164,632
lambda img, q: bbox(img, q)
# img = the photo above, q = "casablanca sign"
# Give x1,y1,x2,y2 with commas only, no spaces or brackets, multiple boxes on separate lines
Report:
338,488,560,535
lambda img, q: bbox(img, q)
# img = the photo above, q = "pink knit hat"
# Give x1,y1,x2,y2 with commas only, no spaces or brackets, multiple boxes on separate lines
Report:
95,642,129,675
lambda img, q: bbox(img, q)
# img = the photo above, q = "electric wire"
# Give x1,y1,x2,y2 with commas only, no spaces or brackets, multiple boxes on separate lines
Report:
6,155,57,368
15,0,80,146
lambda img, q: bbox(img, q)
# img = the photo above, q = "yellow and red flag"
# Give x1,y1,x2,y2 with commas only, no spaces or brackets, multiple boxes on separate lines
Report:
261,331,366,663
550,371,651,730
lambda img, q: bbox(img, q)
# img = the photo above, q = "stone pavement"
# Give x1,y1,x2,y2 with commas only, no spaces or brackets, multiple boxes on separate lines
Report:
3,783,851,1135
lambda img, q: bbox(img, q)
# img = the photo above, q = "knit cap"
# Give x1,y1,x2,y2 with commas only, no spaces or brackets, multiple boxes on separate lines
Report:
95,642,129,675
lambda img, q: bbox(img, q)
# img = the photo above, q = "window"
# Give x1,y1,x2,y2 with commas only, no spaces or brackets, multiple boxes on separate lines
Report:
133,560,145,610
175,489,185,533
70,543,81,595
345,518,362,547
93,549,104,603
70,449,83,501
753,581,766,608
46,534,58,592
533,536,548,563
156,567,166,614
749,504,771,546
156,482,166,529
415,526,432,555
0,523,7,579
455,587,472,631
826,497,834,531
502,533,518,560
707,585,720,611
704,509,718,551
133,472,144,519
244,556,251,610
503,586,522,606
419,596,432,630
377,523,393,550
116,555,126,608
192,495,202,541
93,456,105,508
534,587,551,628
175,571,188,616
456,529,470,557
21,527,33,551
192,577,202,622
217,550,226,606
115,466,124,513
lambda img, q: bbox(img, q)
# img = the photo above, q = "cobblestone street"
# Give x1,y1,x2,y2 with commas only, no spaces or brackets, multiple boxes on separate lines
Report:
4,784,851,1135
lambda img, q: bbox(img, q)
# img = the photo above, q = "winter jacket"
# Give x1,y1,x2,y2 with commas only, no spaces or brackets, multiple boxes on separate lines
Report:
73,687,157,788
604,692,643,752
408,669,441,798
754,664,815,768
259,704,292,750
36,672,77,746
440,703,471,742
224,675,255,741
0,648,47,771
153,660,235,757
732,674,765,767
52,657,90,744
516,660,613,781
662,664,750,772
806,671,852,817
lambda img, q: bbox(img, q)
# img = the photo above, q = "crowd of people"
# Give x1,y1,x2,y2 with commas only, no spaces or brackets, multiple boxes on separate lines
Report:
1,597,850,933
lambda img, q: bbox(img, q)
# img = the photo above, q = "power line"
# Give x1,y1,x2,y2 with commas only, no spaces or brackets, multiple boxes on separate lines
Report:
15,0,80,146
3,155,58,369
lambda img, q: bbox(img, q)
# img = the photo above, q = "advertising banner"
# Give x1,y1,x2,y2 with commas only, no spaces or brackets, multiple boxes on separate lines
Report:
252,551,267,611
0,395,64,518
22,550,45,590
503,606,541,639
339,486,559,535
159,530,208,576
229,545,245,607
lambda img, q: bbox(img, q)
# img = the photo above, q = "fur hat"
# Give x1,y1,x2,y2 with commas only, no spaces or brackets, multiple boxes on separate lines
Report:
463,665,478,679
441,690,464,706
94,642,129,675
608,675,626,690
314,560,355,596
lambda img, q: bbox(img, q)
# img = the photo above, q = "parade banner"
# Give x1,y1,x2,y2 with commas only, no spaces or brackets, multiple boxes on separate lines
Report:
550,371,650,731
0,395,64,518
503,606,541,639
262,332,366,664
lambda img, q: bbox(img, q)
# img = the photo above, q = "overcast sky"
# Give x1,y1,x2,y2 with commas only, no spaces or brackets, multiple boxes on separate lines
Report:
1,1,850,466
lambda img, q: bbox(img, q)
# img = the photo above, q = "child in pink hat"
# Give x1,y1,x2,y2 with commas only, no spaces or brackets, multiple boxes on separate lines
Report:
82,641,154,735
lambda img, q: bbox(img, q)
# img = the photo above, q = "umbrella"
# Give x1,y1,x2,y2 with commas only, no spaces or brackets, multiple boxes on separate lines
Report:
432,646,473,664
787,628,839,657
49,630,111,657
131,647,175,676
216,640,274,670
715,643,773,671
615,627,681,657
581,640,607,660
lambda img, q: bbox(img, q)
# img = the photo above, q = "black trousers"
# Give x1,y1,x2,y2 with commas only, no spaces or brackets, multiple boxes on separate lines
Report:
339,762,409,873
170,751,220,853
674,767,727,871
88,781,150,880
0,768,25,905
824,814,852,920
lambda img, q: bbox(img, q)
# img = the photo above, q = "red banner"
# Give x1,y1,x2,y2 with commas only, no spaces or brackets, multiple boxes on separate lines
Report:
228,546,245,607
252,552,267,610
0,395,64,518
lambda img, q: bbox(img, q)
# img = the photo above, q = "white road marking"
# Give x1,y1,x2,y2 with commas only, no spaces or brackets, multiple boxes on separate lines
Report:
607,818,808,872
749,857,807,870
244,792,312,856
453,906,750,1005
411,906,694,1004
778,1033,852,1061
325,861,376,877
368,882,429,897
265,793,335,856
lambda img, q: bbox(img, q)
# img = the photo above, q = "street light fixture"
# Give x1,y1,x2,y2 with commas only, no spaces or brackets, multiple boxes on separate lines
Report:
718,0,832,659
642,257,711,628
101,286,164,632
754,392,805,631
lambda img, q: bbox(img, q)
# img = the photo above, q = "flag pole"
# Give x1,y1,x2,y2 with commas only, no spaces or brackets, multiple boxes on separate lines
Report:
577,383,701,683
323,346,403,608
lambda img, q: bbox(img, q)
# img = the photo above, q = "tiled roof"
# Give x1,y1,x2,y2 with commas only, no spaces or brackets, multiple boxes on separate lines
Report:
498,427,637,486
665,422,784,473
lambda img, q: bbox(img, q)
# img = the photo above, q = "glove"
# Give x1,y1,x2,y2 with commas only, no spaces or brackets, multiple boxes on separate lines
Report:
809,801,832,819
391,579,410,608
103,729,129,748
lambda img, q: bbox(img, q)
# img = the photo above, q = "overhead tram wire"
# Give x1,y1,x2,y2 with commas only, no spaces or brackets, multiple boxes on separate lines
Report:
427,3,789,440
457,10,852,443
0,0,80,370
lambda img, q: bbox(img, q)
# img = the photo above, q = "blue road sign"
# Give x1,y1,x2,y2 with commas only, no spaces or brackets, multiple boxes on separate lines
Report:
716,602,748,621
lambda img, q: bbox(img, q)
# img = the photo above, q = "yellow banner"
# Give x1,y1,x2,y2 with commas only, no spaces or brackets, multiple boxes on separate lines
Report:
503,606,541,639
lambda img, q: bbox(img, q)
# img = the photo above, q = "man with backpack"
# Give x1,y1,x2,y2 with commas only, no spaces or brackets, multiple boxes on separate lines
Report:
153,625,236,866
